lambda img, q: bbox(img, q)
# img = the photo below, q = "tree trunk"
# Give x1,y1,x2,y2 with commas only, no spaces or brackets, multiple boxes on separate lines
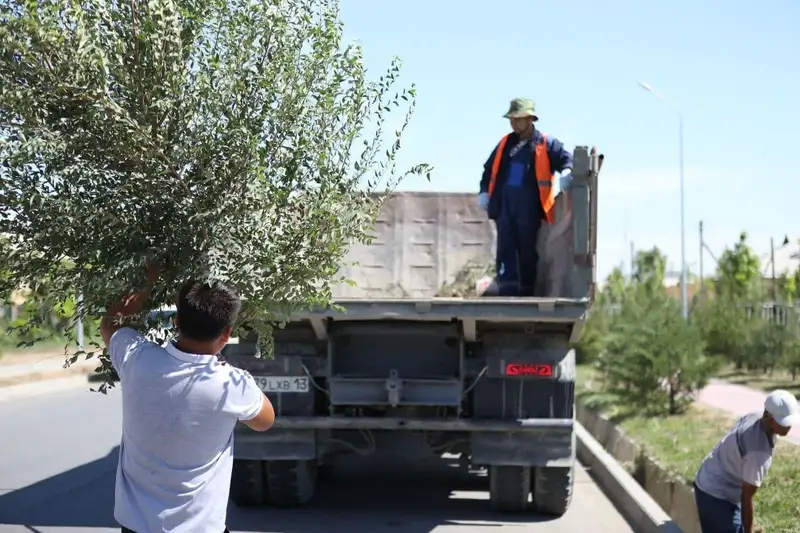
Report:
668,386,677,415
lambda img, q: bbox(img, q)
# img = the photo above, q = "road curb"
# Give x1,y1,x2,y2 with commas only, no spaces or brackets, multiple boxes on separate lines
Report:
577,422,684,533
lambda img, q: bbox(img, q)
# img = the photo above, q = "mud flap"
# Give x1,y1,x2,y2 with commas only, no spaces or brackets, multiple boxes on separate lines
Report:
234,428,316,461
470,428,575,467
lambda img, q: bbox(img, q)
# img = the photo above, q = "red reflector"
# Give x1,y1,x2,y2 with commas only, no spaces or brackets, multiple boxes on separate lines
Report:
504,363,553,377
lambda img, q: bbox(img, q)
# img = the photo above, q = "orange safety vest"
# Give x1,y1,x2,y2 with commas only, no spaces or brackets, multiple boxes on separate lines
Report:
487,133,555,224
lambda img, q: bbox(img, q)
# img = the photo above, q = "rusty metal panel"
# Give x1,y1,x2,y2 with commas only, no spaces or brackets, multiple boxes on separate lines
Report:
332,192,495,298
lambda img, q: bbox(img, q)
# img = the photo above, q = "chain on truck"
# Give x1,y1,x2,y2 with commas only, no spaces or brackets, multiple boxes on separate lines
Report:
149,145,602,515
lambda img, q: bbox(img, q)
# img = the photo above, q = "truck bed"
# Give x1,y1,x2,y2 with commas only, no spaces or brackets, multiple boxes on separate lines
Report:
330,147,599,301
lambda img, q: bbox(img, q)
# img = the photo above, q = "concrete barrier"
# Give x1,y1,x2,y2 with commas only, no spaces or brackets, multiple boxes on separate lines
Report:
577,401,702,533
577,423,684,533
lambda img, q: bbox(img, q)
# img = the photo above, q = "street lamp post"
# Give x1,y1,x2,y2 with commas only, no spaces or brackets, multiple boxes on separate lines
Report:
637,81,688,319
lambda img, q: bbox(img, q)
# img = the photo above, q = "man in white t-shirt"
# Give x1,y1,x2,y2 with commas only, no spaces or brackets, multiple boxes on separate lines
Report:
100,267,275,533
693,389,799,533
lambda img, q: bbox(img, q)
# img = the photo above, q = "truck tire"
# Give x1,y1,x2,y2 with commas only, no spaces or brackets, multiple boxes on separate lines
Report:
265,459,318,507
532,465,574,516
488,465,531,512
230,459,267,507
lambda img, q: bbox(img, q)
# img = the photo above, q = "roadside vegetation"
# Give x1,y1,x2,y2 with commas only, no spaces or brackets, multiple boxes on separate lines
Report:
0,288,101,359
0,0,430,385
575,233,800,532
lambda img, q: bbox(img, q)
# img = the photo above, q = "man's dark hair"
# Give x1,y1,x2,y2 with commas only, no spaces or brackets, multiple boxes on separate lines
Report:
176,280,241,342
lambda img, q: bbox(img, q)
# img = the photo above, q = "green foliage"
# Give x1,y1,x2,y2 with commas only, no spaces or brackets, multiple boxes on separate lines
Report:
600,266,629,304
779,309,800,380
693,295,754,369
574,304,610,365
582,247,719,415
598,284,717,415
574,266,628,365
778,268,800,302
0,290,100,355
632,247,667,294
691,233,796,373
715,232,762,300
0,0,430,390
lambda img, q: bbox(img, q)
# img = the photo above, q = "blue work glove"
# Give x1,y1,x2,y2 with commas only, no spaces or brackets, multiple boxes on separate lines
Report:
559,170,573,193
477,192,489,211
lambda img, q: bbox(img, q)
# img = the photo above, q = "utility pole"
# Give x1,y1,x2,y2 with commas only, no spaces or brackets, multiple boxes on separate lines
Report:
637,81,688,318
699,221,704,291
770,237,777,302
630,241,635,280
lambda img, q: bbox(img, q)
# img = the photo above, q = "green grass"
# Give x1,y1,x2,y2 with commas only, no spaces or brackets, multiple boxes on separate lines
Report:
577,364,800,533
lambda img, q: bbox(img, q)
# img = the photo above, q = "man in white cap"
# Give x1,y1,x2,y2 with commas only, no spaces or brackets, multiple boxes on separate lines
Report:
693,389,799,533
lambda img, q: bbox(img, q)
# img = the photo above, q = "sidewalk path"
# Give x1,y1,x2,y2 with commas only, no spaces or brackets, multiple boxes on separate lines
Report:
697,379,800,445
0,350,96,385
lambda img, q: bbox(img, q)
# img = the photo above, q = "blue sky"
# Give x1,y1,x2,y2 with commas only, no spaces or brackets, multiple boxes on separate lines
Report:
339,0,799,282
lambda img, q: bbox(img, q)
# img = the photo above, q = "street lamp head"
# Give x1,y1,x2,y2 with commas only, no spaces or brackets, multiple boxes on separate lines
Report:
637,81,654,93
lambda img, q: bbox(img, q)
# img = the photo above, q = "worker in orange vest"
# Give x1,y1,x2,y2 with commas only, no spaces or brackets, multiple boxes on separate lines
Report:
477,98,574,296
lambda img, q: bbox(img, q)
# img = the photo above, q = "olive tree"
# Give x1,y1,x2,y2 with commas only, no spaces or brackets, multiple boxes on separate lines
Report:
0,0,431,391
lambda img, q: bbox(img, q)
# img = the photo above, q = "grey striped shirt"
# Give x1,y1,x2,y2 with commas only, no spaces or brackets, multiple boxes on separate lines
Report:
694,412,775,504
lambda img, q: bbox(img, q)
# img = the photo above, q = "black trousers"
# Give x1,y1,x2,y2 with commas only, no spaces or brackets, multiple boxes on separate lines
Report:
121,526,231,533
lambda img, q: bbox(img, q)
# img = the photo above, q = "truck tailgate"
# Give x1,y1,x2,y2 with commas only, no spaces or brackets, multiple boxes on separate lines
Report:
294,297,589,324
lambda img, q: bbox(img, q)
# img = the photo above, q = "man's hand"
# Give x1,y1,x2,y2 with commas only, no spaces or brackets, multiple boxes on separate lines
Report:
741,482,758,533
477,192,489,212
100,259,163,348
558,170,573,193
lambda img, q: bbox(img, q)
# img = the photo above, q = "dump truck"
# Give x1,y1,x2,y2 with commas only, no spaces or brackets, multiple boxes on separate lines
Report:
223,146,602,514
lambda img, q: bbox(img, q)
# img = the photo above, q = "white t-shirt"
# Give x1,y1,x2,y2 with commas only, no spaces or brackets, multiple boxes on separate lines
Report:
694,412,774,505
109,328,264,533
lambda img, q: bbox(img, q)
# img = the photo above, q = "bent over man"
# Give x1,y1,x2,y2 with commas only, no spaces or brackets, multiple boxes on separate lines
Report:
477,98,574,296
693,389,799,533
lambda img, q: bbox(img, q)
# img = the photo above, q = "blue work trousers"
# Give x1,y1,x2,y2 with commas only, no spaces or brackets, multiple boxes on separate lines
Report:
494,185,541,297
693,483,743,533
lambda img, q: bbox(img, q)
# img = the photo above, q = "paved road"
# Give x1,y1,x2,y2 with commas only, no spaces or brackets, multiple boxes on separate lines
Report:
0,381,636,533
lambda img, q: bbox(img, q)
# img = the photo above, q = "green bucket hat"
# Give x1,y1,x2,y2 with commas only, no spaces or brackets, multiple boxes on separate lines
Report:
503,98,538,121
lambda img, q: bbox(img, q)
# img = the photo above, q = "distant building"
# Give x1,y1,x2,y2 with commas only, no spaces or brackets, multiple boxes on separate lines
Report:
664,278,703,302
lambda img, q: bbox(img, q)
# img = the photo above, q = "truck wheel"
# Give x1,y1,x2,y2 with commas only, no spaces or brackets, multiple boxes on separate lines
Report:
230,459,267,507
532,465,574,516
488,465,531,512
265,459,318,507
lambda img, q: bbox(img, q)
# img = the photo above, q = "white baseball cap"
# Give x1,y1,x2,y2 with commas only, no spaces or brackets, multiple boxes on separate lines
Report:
765,389,800,428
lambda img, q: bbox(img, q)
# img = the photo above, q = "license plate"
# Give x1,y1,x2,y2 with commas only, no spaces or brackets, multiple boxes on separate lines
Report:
252,376,310,393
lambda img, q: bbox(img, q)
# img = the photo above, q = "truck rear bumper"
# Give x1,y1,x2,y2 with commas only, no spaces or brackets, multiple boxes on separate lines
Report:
234,417,575,467
268,416,573,432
